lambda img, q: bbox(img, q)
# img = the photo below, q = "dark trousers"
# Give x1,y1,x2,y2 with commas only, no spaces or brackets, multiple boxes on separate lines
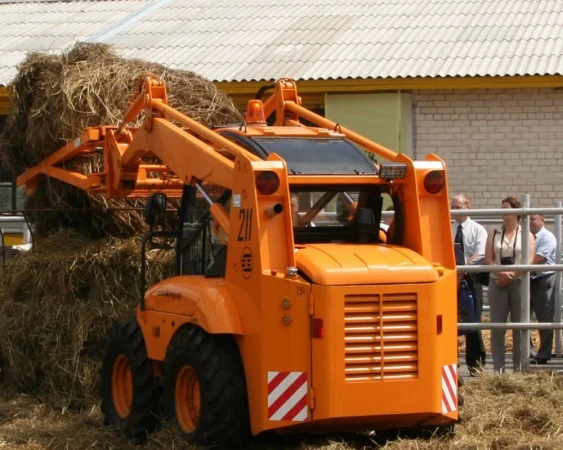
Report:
466,274,487,368
530,274,556,360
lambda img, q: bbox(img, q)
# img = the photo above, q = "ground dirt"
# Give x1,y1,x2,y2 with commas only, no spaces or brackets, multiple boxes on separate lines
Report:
1,371,563,450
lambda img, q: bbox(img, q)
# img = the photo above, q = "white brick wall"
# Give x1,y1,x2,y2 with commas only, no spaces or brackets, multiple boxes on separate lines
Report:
413,88,563,208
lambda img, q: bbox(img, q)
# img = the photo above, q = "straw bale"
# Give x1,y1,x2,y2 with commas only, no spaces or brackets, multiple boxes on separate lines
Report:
1,42,242,172
0,42,242,238
0,230,173,406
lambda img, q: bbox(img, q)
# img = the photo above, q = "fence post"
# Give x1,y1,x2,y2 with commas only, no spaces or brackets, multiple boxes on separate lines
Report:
23,220,31,244
520,194,531,371
555,201,562,357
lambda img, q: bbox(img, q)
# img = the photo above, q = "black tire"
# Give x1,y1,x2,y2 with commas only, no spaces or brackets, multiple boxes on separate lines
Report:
100,317,160,442
162,326,250,448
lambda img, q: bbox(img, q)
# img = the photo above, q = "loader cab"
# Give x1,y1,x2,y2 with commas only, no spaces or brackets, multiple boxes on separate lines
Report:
162,134,402,281
141,131,401,285
216,131,400,242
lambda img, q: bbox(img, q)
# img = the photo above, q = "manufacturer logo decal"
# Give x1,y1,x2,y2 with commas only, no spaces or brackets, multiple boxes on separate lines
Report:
156,290,181,300
241,247,253,279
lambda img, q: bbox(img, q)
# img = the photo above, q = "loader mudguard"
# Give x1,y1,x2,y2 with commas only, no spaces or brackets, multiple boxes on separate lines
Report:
136,276,243,361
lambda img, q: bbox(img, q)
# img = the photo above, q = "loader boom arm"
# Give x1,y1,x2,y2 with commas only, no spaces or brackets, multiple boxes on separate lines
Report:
17,74,260,199
17,76,402,200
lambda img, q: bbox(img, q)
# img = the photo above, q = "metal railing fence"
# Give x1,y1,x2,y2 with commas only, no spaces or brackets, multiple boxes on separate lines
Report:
3,197,562,371
454,195,563,371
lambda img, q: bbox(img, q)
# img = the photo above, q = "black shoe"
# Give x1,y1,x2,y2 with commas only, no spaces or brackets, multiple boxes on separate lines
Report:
532,357,549,365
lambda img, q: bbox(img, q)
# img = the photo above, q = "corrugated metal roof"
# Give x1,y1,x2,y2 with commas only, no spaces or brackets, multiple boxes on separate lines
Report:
0,0,563,84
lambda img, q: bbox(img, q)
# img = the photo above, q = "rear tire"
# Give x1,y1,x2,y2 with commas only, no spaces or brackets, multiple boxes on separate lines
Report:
100,317,160,442
162,326,250,448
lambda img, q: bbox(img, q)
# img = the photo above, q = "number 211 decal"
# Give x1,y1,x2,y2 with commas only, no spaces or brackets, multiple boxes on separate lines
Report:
237,208,253,242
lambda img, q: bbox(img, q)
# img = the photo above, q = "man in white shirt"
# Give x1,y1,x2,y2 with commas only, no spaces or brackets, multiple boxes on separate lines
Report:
451,194,488,375
529,214,557,364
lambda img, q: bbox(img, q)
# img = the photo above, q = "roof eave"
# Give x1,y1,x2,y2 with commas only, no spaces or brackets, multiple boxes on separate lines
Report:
216,75,563,96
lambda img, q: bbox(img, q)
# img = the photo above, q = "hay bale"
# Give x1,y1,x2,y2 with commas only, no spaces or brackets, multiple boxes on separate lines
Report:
0,230,173,405
23,156,147,239
2,41,242,172
0,42,243,238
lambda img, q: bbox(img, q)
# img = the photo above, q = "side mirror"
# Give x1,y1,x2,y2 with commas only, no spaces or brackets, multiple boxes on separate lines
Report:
145,193,167,230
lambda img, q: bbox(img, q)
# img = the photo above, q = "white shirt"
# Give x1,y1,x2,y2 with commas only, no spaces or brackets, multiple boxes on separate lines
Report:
491,225,523,280
451,218,488,264
533,226,556,278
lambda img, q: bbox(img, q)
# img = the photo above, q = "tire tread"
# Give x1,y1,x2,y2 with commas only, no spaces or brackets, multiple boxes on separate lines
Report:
100,317,159,442
163,327,250,448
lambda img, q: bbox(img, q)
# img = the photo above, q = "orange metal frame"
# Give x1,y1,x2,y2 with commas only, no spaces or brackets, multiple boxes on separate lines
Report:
18,74,257,199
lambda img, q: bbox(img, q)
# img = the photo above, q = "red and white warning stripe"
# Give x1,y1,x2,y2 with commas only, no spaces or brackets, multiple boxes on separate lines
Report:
267,371,308,421
441,364,458,414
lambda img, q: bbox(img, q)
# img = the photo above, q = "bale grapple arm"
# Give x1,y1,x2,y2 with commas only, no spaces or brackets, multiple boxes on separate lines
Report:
17,74,260,201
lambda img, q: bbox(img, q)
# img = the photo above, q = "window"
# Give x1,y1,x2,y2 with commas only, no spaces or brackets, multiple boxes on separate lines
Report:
177,185,231,277
252,137,377,175
291,184,388,244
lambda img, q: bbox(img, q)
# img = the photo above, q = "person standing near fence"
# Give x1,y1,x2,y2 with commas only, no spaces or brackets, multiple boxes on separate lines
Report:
451,194,488,375
529,214,557,364
485,196,535,373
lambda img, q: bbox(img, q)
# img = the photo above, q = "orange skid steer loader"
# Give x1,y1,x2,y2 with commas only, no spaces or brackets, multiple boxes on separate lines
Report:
18,75,459,447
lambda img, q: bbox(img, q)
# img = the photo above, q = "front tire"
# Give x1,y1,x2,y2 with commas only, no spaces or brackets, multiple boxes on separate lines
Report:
100,318,160,442
162,326,250,448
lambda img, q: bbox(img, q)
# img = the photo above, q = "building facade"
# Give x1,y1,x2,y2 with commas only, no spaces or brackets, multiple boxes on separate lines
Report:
1,0,563,212
414,87,563,208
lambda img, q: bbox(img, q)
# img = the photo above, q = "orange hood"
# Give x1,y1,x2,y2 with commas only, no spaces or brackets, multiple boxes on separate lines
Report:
294,244,440,286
